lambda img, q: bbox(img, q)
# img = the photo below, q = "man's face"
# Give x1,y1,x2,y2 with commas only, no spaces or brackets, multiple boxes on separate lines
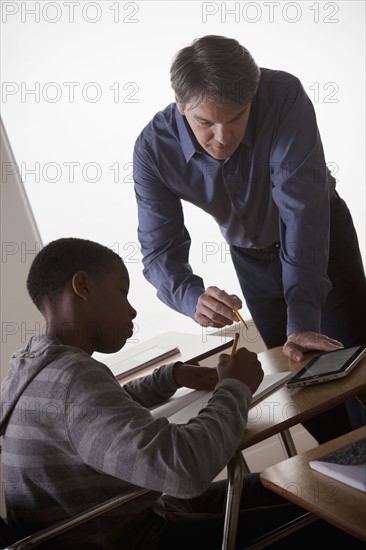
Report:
176,98,251,160
89,260,137,354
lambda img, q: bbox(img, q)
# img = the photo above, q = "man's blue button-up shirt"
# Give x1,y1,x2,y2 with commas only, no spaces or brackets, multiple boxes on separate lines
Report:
133,68,336,334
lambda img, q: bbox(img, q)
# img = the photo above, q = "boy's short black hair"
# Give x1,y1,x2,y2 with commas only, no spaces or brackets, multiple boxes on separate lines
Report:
27,237,122,312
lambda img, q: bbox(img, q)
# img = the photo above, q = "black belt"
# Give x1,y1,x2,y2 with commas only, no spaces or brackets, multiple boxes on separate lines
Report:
235,242,280,254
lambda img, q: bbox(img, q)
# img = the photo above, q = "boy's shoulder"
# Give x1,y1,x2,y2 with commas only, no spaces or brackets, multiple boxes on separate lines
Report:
5,334,114,398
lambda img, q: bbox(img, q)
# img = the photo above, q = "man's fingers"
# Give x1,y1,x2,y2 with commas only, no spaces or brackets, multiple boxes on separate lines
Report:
288,332,343,350
205,286,242,309
195,287,243,326
282,341,304,362
194,309,226,328
195,303,231,327
284,331,344,362
319,336,343,348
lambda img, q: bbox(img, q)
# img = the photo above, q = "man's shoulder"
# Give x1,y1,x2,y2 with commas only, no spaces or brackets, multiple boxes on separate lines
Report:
134,103,178,147
256,67,305,106
259,67,302,85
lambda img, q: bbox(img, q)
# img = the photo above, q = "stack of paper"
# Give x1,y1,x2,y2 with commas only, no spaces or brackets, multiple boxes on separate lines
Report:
309,437,366,492
109,345,180,379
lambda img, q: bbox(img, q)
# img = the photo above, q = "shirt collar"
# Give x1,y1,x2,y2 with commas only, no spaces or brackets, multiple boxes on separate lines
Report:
241,100,255,147
175,100,256,163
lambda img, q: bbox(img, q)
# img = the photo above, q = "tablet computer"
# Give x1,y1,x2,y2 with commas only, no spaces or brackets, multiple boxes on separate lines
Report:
285,345,366,388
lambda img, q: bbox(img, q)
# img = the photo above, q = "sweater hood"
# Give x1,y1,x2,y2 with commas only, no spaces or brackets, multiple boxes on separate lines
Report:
1,334,77,435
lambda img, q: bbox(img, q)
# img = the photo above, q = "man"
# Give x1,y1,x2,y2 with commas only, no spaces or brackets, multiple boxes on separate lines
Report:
133,35,366,442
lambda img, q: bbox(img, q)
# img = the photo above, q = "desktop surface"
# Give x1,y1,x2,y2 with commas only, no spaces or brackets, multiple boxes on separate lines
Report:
94,331,234,383
260,427,366,541
240,347,366,449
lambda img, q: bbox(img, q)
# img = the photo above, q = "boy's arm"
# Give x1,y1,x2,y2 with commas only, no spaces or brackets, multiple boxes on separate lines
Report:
122,362,181,407
123,363,218,408
67,362,251,499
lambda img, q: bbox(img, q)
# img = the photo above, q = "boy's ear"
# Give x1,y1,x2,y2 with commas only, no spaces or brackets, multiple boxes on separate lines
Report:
71,271,92,301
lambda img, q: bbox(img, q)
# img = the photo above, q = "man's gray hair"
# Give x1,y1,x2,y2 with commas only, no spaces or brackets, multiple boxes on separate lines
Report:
170,35,261,109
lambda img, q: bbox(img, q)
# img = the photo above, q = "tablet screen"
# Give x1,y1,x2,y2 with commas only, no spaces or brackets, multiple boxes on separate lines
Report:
292,345,366,385
302,346,361,377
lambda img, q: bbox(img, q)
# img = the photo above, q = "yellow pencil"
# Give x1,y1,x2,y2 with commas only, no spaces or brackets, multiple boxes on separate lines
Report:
230,332,240,358
233,309,248,330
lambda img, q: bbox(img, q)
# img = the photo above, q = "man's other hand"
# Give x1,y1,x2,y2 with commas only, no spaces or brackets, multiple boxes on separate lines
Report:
283,331,344,362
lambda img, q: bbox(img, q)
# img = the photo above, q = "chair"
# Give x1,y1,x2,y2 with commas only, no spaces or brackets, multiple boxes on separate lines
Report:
0,465,316,550
0,487,153,549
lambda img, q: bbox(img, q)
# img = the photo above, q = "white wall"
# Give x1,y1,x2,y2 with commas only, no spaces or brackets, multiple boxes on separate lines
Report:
1,0,365,354
1,118,45,381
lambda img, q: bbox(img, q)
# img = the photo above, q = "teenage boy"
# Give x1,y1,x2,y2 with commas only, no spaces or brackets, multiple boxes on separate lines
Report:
1,238,360,549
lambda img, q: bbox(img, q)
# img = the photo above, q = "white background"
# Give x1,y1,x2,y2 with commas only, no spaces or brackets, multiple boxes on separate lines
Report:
1,0,365,353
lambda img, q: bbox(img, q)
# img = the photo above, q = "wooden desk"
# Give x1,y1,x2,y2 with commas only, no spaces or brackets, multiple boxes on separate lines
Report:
99,338,366,550
93,331,233,384
222,347,366,550
240,346,366,449
260,427,366,542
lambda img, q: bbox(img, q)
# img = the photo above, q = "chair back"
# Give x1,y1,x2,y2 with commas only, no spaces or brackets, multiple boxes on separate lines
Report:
0,517,17,548
0,488,152,549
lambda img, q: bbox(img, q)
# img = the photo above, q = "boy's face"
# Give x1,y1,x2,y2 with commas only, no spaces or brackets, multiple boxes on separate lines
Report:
88,259,136,354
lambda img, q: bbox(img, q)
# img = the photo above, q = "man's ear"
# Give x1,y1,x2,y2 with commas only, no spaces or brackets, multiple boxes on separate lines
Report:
175,96,185,116
71,271,92,301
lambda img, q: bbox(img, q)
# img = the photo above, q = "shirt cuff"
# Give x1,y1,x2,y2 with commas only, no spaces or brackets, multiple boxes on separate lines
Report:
215,377,253,405
153,361,182,392
287,303,321,335
183,286,206,319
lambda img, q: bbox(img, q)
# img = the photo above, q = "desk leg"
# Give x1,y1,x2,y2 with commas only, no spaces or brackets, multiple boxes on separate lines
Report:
279,429,297,457
222,452,248,550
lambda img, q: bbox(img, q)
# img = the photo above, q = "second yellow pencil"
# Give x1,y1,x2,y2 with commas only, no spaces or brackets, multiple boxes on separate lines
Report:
230,332,240,358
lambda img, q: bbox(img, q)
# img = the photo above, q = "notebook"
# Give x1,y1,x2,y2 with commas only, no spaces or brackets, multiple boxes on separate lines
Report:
109,345,180,379
106,332,235,380
309,437,366,492
150,371,293,423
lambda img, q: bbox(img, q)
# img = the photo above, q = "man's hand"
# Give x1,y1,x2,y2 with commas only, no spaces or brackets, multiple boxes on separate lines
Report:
217,348,264,395
173,363,218,390
195,286,242,327
283,331,344,362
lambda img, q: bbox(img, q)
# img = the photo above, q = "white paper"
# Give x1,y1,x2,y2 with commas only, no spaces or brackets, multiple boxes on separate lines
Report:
150,372,292,424
310,456,366,492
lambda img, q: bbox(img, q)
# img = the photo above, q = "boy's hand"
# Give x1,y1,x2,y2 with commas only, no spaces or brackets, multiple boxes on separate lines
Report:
173,363,218,390
217,348,263,395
